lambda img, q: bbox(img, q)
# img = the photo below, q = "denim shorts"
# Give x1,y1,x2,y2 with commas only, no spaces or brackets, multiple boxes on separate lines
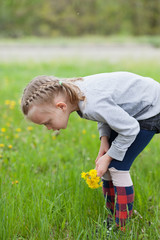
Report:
138,112,160,133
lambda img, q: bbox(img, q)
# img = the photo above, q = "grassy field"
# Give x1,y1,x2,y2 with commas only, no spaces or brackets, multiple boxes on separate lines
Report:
0,60,160,239
0,35,160,47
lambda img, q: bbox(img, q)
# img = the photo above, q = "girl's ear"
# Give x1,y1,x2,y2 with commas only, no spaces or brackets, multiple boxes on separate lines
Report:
56,102,67,110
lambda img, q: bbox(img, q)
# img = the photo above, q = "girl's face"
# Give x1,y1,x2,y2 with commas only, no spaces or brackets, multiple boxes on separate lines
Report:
28,102,70,131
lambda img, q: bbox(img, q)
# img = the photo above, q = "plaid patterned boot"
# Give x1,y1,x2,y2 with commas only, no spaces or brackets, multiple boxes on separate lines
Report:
114,185,134,231
102,179,115,216
108,167,135,231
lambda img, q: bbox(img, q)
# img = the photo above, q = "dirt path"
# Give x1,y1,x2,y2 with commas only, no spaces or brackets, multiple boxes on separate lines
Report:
0,43,160,62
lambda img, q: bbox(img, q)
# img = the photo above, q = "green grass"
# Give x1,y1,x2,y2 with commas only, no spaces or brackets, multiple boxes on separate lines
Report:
0,60,160,239
0,35,160,47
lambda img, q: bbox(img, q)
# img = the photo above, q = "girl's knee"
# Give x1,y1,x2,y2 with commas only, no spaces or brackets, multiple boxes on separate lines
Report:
108,167,133,187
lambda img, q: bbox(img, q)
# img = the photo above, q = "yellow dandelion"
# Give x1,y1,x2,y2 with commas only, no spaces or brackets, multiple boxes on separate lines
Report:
82,129,86,134
86,178,100,189
91,134,96,139
81,172,87,179
16,128,21,132
27,126,33,131
8,145,13,149
86,178,94,188
89,169,97,178
0,144,4,148
9,101,16,109
14,134,19,139
12,180,18,185
52,135,56,140
1,128,6,133
5,100,11,105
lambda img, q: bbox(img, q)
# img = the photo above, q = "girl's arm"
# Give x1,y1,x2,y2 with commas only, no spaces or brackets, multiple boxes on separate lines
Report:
95,135,110,163
93,96,140,161
97,122,111,140
95,135,112,177
96,153,113,177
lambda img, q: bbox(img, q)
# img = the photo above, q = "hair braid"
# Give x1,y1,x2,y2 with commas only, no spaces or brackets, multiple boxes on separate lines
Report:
21,75,85,116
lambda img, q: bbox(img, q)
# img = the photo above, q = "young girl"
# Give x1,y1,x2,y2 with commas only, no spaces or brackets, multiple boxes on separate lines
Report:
21,72,160,231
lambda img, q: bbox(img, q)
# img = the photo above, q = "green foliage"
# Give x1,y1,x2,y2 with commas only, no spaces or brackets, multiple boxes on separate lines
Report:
0,60,160,239
0,0,160,37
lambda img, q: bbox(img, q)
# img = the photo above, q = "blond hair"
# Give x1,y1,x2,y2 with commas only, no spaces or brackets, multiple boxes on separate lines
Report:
21,75,85,116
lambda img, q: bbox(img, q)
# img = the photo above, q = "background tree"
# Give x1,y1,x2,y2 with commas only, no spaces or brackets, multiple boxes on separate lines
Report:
0,0,160,37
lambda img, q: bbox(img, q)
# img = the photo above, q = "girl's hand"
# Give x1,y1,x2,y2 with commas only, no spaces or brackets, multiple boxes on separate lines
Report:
96,154,112,177
95,136,110,164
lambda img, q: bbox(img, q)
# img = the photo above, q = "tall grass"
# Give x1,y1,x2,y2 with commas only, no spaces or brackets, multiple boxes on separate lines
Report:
0,60,160,239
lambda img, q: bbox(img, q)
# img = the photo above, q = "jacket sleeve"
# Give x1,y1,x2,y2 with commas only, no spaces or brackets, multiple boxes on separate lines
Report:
93,96,140,161
97,122,111,139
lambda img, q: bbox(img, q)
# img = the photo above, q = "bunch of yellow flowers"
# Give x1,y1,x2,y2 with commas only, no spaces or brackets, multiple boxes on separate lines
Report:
81,169,102,189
